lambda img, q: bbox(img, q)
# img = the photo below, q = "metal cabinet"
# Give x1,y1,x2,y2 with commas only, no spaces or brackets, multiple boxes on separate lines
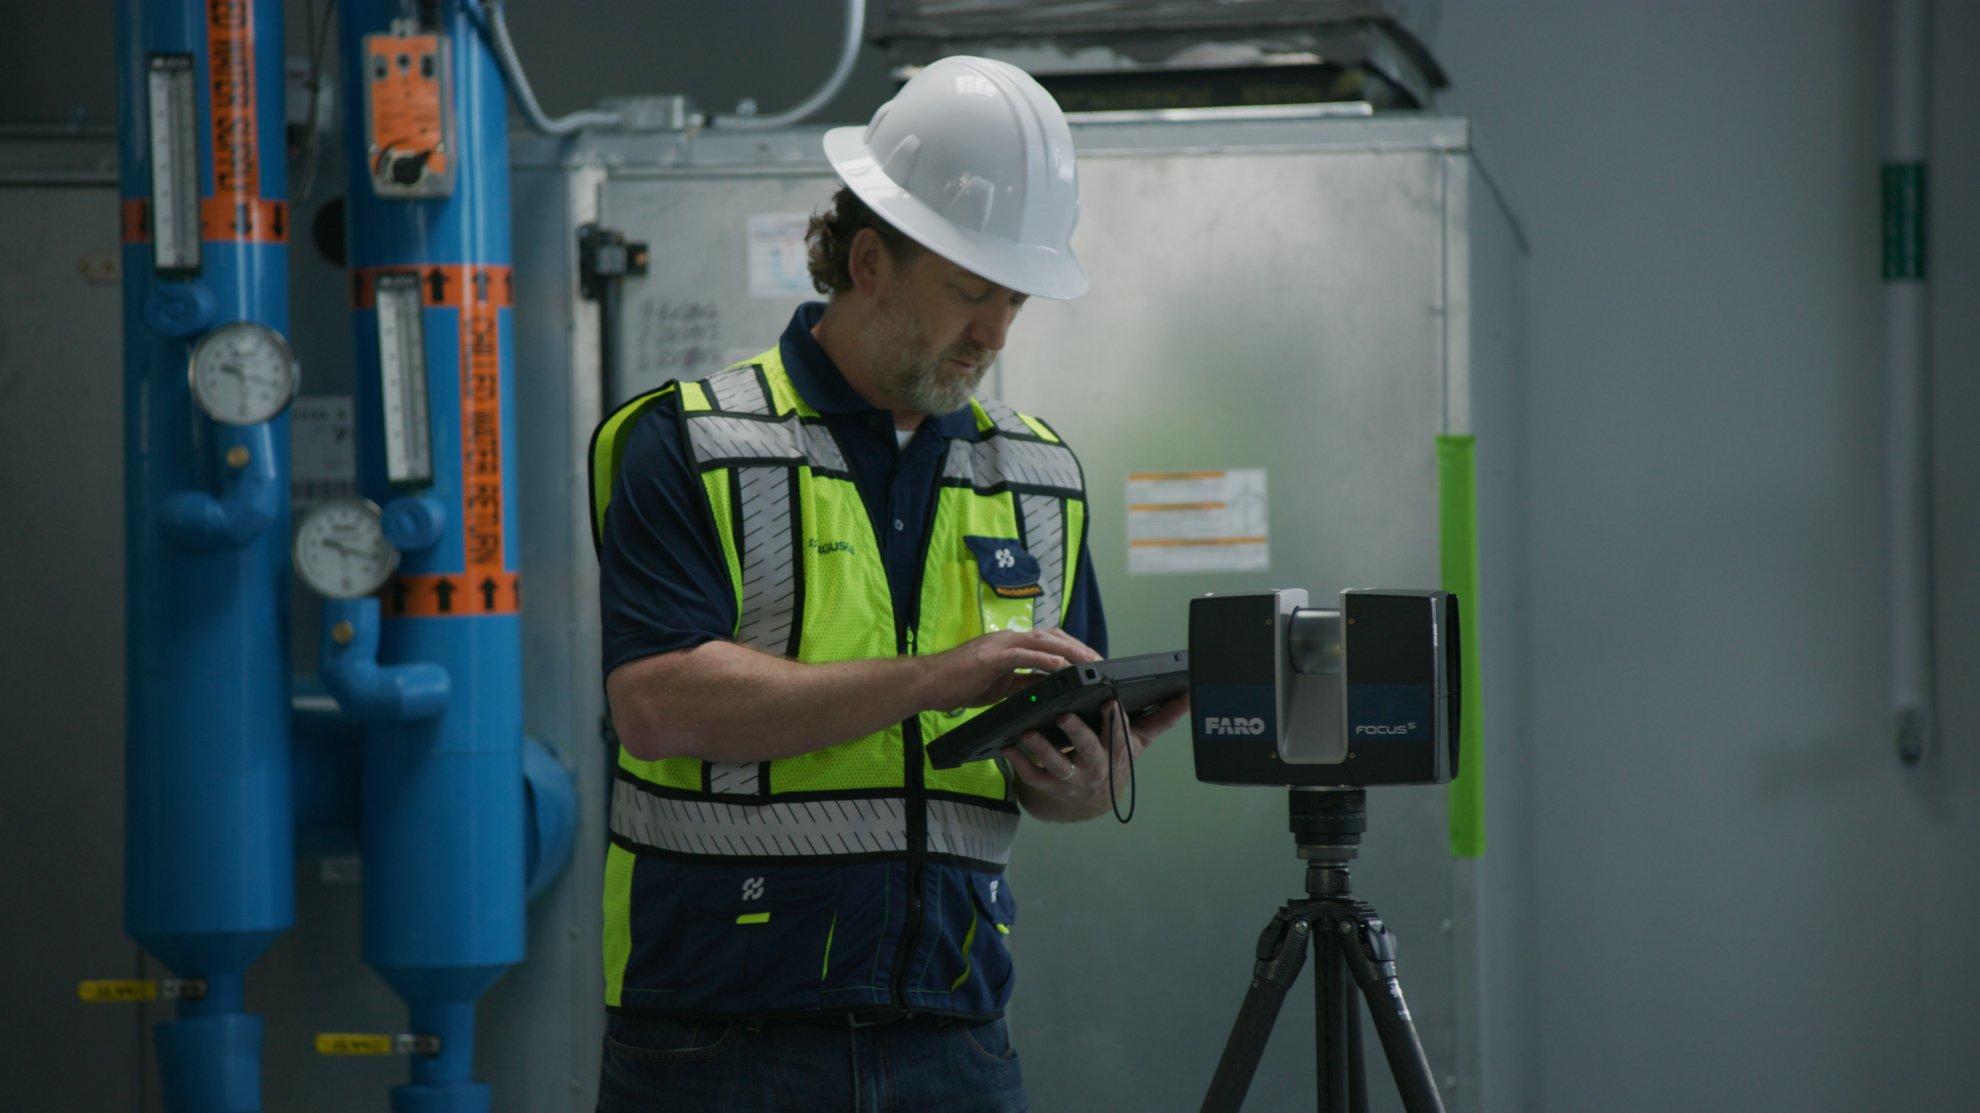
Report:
508,110,1525,1112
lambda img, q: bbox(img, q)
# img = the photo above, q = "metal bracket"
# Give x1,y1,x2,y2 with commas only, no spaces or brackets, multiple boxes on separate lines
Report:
578,223,648,301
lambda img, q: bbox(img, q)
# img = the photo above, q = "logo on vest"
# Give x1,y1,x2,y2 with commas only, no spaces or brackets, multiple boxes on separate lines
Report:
741,877,765,901
806,539,854,556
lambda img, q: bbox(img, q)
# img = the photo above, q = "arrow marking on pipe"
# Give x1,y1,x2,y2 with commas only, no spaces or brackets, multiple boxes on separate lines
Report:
384,571,520,618
349,265,514,309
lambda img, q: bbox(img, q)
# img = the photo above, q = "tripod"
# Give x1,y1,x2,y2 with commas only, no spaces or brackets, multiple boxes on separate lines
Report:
1201,789,1446,1113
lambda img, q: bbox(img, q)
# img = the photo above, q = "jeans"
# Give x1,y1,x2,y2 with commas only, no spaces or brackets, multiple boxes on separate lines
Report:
596,1012,1029,1113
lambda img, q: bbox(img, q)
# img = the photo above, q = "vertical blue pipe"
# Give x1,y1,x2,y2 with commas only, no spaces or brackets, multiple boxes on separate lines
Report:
117,0,293,1110
336,4,525,1109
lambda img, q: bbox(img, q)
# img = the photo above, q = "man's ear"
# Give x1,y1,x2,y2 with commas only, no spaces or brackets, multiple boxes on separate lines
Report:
847,227,892,297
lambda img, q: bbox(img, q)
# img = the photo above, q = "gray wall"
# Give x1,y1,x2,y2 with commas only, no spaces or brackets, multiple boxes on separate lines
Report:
1434,3,1980,1111
6,2,1976,1111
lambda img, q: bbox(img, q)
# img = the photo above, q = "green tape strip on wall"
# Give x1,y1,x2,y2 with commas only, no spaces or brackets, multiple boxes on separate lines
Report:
1438,435,1485,858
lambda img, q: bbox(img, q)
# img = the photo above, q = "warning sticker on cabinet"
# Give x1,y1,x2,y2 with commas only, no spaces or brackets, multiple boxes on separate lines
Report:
1127,469,1269,575
747,212,815,299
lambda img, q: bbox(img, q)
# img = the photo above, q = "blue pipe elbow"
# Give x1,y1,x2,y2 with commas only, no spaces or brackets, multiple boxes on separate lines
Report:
161,423,280,550
522,737,577,902
320,597,451,723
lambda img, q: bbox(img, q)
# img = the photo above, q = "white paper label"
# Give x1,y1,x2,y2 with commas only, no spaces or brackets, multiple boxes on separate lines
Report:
290,395,356,507
318,854,363,885
1126,468,1269,575
747,212,816,299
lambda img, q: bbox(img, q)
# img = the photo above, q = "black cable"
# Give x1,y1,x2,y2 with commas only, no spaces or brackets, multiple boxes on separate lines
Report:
1101,680,1135,824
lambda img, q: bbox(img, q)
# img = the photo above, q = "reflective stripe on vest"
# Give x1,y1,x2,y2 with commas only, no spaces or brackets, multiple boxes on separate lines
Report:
611,778,1020,867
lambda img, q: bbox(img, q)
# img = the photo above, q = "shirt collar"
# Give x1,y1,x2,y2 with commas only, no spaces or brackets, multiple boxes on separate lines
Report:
780,302,981,441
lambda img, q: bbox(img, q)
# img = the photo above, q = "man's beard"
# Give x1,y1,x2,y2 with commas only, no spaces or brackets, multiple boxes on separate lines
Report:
867,292,993,416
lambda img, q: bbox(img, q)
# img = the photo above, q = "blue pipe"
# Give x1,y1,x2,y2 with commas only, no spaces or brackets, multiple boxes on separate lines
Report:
292,686,363,858
523,736,579,902
118,0,294,1108
332,4,550,1108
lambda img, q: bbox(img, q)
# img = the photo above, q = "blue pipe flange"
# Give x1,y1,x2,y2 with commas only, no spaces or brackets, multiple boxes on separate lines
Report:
143,280,218,338
320,597,451,723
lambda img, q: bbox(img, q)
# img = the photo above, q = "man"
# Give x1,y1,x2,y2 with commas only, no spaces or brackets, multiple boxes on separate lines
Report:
589,56,1187,1112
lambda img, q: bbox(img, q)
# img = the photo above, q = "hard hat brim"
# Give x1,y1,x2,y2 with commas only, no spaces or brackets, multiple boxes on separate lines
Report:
824,125,1089,301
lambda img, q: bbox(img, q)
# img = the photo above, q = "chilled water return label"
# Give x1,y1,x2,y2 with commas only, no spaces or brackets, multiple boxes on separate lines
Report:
1127,468,1269,575
200,0,288,243
291,395,357,508
350,265,521,616
747,212,816,299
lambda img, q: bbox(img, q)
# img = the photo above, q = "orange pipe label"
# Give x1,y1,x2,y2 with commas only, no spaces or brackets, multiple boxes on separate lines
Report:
206,0,257,196
351,264,514,309
122,199,151,243
384,571,521,618
198,0,286,243
198,196,288,242
459,272,506,589
370,264,519,618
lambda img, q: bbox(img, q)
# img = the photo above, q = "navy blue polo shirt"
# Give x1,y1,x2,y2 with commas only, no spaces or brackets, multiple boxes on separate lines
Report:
600,301,1107,678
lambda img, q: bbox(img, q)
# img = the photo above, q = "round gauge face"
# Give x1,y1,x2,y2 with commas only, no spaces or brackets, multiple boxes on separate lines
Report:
188,321,298,425
294,497,400,599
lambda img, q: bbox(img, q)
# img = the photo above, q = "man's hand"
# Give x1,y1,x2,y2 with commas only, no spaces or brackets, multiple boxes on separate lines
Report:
1004,694,1190,822
916,626,1100,710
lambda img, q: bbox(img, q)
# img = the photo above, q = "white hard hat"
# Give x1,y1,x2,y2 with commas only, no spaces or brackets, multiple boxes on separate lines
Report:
823,56,1088,300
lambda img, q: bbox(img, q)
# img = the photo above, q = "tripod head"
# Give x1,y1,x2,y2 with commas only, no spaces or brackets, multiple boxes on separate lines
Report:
1289,787,1367,898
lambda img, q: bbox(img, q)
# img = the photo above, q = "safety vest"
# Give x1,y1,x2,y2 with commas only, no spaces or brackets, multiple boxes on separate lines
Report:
589,348,1088,1018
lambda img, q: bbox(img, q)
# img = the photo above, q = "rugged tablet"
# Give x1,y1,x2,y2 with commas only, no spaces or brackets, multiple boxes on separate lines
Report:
925,650,1189,770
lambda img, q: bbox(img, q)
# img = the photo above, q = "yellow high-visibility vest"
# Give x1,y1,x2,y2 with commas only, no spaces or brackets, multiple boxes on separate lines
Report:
590,348,1088,1016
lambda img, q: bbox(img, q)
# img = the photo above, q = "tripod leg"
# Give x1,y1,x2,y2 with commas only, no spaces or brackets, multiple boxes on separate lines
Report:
1337,915,1446,1113
1202,909,1315,1113
1315,926,1349,1113
1346,970,1368,1113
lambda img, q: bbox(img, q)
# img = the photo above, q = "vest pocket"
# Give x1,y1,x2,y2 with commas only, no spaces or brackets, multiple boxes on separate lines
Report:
642,862,843,1014
911,867,1018,1009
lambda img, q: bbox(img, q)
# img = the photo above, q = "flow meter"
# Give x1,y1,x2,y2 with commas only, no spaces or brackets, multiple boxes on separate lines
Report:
294,497,400,599
146,53,200,273
374,272,434,485
188,322,300,426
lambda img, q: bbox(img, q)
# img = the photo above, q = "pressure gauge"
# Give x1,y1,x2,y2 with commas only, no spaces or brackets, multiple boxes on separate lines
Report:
188,321,299,425
294,497,400,599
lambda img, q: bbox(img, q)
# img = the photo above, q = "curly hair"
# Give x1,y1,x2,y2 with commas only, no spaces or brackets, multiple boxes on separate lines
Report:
806,186,922,295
